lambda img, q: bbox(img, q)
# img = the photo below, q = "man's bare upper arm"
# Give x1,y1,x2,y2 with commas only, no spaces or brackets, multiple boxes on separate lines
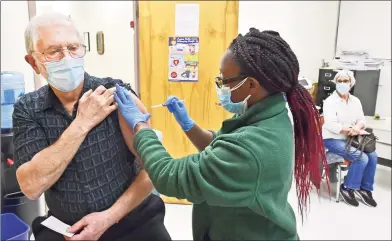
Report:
117,91,151,167
130,93,151,125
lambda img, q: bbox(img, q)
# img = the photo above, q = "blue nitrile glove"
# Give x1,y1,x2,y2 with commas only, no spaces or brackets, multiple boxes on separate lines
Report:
163,96,194,131
114,84,151,130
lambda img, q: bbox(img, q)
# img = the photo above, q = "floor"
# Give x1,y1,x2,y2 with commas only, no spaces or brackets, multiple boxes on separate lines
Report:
29,165,391,240
163,165,392,240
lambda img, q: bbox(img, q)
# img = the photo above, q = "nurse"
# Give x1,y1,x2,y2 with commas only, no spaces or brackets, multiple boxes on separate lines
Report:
115,28,328,240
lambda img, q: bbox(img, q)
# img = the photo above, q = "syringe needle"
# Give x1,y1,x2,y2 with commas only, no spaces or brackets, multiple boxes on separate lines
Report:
151,100,185,108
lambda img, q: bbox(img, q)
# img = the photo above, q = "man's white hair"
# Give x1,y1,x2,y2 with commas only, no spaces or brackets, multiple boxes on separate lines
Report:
24,12,83,55
332,69,356,87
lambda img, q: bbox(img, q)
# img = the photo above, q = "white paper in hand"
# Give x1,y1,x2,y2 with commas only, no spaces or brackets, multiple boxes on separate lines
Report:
41,216,75,238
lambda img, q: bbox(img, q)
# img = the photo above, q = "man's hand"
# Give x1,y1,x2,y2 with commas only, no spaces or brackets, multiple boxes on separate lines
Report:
114,84,151,130
66,211,115,241
76,86,117,133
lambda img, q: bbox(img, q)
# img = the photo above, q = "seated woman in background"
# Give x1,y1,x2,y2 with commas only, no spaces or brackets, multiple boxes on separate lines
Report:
323,69,378,208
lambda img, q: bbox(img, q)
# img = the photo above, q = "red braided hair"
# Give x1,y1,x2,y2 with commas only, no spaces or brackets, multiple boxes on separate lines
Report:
286,85,330,220
229,28,330,221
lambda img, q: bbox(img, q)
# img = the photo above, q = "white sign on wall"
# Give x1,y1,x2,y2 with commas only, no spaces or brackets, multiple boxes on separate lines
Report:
174,4,200,37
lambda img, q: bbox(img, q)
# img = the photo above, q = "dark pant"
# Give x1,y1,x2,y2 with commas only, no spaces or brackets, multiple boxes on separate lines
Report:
324,139,378,191
32,195,171,241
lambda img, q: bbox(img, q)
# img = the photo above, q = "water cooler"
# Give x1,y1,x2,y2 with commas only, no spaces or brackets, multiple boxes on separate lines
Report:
1,72,44,235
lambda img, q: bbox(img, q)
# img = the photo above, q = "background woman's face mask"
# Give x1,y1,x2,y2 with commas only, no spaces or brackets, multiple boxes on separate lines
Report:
336,82,350,95
216,77,251,114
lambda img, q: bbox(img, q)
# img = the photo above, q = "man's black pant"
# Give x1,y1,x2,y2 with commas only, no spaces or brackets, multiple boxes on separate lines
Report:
32,195,171,241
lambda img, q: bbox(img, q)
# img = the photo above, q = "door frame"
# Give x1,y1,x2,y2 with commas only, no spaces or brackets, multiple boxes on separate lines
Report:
26,1,42,91
133,0,141,97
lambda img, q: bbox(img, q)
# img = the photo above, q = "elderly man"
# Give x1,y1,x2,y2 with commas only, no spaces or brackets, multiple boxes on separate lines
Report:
13,13,171,241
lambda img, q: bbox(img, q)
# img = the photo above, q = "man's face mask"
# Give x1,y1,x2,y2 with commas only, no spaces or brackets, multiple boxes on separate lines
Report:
216,77,251,115
43,56,85,92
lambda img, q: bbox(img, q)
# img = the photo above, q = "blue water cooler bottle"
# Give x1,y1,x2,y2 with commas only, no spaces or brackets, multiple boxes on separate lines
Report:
1,71,25,133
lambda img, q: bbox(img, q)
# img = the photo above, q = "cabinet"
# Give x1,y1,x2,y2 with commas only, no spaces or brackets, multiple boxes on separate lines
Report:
316,68,380,116
365,116,391,161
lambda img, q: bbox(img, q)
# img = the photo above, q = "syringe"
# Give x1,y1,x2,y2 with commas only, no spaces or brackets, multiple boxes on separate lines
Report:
151,100,185,108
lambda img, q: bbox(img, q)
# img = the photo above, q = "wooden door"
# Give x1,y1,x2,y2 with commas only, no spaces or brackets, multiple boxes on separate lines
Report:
137,1,239,203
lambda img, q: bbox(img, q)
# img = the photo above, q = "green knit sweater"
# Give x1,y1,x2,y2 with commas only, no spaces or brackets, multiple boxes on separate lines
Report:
134,93,298,240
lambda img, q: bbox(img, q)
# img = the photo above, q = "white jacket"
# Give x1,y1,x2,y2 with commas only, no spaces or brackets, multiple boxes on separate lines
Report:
322,91,366,140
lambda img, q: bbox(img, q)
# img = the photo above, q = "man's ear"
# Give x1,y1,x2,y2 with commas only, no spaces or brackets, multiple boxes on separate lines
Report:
25,55,41,74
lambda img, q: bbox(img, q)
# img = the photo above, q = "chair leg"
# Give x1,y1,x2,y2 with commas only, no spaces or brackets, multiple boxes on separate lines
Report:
320,161,324,178
336,165,341,202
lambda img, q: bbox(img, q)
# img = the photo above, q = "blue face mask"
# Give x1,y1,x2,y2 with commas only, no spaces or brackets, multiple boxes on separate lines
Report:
44,57,85,92
336,83,350,95
216,77,251,115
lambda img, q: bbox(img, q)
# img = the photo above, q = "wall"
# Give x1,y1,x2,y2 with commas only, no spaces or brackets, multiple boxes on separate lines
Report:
1,1,35,93
336,1,391,118
35,1,136,89
238,1,339,83
35,1,340,90
375,60,391,118
336,1,391,59
3,1,390,117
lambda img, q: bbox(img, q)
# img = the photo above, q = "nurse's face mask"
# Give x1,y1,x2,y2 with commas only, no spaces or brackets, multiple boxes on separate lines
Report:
215,75,251,115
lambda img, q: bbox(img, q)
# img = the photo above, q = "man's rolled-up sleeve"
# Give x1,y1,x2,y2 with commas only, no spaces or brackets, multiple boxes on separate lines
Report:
12,103,49,169
322,99,343,134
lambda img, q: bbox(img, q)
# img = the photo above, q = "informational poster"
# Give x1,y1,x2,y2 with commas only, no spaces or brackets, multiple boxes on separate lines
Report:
174,4,200,36
168,37,199,82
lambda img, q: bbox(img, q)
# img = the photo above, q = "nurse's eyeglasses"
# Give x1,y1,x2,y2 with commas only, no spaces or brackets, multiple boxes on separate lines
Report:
215,75,248,89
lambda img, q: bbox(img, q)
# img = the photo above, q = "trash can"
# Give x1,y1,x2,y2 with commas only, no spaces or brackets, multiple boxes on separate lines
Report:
1,213,30,240
2,191,41,234
2,132,43,233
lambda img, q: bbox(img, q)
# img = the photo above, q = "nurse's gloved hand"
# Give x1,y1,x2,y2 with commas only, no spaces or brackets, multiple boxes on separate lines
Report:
163,96,194,132
114,84,151,130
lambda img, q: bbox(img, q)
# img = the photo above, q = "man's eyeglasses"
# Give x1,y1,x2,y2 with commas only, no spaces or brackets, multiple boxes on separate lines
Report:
34,44,87,62
215,75,248,89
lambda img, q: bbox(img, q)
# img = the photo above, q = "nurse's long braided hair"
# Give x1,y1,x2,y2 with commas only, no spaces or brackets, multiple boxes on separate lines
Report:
229,28,329,221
